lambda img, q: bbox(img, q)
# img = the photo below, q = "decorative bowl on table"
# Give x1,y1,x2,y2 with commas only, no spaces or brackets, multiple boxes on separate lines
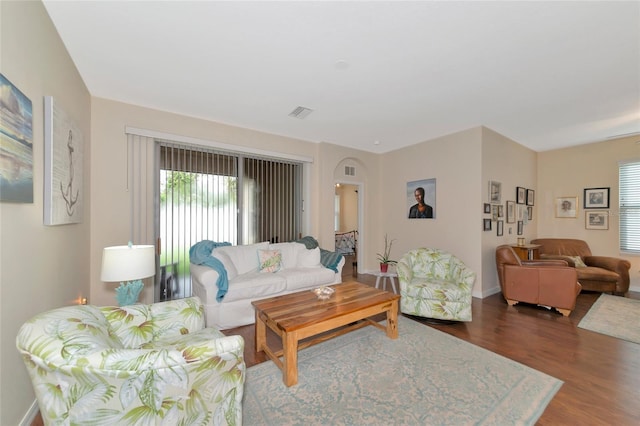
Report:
312,286,335,300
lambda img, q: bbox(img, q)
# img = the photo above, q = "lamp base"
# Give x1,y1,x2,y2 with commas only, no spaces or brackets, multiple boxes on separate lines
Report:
115,280,144,306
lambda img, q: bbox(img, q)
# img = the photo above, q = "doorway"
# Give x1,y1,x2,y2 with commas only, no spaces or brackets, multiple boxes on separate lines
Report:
334,183,362,278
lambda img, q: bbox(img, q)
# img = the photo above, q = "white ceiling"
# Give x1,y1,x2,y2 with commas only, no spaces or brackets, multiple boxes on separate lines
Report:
42,1,640,153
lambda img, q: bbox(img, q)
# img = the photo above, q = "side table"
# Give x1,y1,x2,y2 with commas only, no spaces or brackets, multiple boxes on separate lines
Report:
374,271,398,294
510,244,541,261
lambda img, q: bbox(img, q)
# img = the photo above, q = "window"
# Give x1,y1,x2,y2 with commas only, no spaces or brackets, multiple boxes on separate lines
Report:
619,160,640,253
157,143,303,300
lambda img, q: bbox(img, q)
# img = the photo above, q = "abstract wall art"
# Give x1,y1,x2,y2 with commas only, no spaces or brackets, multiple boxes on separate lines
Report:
0,73,33,203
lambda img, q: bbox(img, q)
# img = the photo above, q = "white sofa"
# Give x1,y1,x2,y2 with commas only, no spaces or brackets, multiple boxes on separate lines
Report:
191,241,344,329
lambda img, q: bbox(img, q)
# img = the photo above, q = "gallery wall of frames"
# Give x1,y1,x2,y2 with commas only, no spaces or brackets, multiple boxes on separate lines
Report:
483,181,610,235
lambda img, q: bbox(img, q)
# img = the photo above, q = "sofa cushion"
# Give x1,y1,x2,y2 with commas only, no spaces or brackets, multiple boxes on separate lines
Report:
216,241,269,275
258,249,283,273
577,266,619,282
279,267,336,291
212,251,238,280
223,272,287,302
297,247,321,268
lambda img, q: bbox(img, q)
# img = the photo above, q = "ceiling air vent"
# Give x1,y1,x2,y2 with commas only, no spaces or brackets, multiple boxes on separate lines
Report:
288,106,313,119
345,166,356,176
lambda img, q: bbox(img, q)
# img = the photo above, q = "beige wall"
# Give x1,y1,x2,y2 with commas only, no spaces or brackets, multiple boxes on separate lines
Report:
481,127,538,296
0,2,91,424
537,135,640,291
90,98,351,306
382,128,484,295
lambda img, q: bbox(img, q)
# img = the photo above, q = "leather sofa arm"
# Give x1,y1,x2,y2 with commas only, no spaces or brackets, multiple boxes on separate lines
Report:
584,255,631,272
584,255,631,289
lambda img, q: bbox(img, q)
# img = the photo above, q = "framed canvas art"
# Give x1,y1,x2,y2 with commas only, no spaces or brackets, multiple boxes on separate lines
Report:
44,96,84,225
0,73,33,203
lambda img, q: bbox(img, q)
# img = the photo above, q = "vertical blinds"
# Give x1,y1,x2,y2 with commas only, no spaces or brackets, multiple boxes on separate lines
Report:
619,160,640,253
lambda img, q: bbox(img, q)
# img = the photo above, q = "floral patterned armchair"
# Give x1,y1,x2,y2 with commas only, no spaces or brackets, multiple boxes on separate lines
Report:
398,248,476,322
16,297,245,425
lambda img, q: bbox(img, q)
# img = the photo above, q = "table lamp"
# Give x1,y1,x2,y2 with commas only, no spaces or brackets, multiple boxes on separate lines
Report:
101,242,155,306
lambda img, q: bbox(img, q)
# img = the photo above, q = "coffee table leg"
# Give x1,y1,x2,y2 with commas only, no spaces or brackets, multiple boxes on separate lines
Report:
255,311,266,352
282,332,298,386
386,299,399,339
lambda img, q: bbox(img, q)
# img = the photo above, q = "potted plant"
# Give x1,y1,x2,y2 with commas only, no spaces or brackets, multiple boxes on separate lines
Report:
377,234,397,273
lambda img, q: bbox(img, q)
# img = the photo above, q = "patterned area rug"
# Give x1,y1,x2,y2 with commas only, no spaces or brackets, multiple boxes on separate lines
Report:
578,294,640,344
243,316,562,425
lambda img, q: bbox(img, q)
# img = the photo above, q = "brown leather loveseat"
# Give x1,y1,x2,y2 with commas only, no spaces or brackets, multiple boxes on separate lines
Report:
531,238,631,295
495,245,582,316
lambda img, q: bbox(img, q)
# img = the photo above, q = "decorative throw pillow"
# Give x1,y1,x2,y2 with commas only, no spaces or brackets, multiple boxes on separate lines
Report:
258,249,282,273
212,251,238,280
297,247,321,268
568,255,587,268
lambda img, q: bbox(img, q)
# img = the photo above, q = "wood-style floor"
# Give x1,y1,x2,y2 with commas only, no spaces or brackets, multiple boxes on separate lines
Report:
32,258,640,425
226,262,640,426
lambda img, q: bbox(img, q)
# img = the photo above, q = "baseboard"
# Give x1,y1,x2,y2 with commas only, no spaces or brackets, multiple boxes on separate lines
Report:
20,400,38,426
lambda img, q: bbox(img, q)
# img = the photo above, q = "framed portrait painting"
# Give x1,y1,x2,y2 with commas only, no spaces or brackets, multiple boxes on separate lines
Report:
584,187,609,209
555,196,577,218
407,178,436,219
516,187,526,204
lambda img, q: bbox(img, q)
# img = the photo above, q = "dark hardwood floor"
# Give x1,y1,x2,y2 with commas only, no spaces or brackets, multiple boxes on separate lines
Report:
31,258,640,425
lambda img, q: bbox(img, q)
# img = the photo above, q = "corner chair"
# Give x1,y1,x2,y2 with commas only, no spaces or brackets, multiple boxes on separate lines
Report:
397,248,476,322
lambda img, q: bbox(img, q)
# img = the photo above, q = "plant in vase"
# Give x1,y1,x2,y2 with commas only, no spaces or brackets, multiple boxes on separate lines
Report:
377,234,397,273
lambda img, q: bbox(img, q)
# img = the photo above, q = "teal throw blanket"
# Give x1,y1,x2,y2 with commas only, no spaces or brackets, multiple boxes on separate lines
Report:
296,236,344,273
189,241,232,302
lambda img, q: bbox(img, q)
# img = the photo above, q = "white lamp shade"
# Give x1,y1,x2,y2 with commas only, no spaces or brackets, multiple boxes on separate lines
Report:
101,245,156,282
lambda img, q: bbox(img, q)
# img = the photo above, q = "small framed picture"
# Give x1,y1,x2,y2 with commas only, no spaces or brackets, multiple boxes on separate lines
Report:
506,200,516,223
555,196,577,218
517,220,524,235
497,220,504,236
585,211,609,230
483,218,492,231
516,187,526,204
484,203,491,214
526,189,535,206
489,180,502,203
584,187,610,209
527,206,533,221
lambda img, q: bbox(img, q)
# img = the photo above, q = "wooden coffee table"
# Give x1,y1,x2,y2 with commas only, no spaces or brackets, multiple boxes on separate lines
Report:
252,282,400,386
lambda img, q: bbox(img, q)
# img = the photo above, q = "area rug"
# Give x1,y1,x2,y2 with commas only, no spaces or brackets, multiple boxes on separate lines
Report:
578,294,640,344
243,316,562,425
